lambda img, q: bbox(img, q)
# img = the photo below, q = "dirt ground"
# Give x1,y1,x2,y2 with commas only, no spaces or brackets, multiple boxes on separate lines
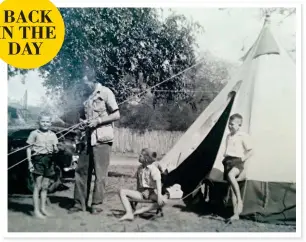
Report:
7,155,296,233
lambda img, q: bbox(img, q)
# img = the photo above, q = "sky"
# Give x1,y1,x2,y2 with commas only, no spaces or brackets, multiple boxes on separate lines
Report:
7,8,296,106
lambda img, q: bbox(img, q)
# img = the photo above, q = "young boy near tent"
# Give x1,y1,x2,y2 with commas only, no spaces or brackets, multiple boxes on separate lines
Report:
26,113,59,219
223,113,253,221
118,148,167,221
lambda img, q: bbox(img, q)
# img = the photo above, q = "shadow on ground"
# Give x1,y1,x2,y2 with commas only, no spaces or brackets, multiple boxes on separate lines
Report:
8,201,32,217
8,195,75,216
49,196,75,209
172,201,232,220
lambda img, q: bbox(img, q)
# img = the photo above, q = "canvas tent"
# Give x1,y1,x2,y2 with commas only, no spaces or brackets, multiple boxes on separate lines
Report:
160,16,296,223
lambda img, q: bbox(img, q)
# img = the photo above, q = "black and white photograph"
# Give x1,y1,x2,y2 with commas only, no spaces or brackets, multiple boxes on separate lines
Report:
6,4,299,235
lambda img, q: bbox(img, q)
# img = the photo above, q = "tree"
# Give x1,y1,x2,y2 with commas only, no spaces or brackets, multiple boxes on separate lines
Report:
9,8,203,106
117,51,235,132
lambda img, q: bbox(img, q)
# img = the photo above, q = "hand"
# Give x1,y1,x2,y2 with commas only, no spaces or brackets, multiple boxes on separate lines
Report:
88,119,100,128
157,195,165,207
28,161,34,172
79,119,88,128
57,143,64,151
79,118,88,124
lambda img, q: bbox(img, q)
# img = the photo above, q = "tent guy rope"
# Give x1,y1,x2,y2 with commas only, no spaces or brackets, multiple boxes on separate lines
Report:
8,58,206,170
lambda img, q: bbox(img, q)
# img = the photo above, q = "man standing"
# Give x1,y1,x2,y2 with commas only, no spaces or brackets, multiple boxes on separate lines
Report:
69,77,120,214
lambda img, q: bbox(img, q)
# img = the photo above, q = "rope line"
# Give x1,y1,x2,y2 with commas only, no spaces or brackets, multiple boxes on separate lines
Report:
8,123,82,156
8,59,205,170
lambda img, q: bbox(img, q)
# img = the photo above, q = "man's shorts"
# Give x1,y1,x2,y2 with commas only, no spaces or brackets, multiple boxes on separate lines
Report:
32,154,55,178
222,156,244,180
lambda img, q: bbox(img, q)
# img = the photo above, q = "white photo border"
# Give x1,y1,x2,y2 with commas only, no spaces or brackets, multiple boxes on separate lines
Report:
1,0,302,240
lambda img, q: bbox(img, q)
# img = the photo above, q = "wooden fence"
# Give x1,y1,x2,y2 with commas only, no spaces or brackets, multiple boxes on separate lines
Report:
113,127,183,155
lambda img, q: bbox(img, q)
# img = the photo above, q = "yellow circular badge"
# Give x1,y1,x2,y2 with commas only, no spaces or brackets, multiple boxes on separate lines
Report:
0,0,65,69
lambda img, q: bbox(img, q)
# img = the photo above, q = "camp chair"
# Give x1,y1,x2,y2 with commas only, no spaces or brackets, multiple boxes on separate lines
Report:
129,199,164,217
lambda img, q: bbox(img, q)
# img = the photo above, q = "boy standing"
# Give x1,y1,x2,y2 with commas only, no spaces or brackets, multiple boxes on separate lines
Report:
223,113,253,221
26,113,59,219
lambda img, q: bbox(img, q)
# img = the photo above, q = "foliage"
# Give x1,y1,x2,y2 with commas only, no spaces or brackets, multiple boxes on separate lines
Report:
8,8,235,131
118,52,234,131
9,8,203,104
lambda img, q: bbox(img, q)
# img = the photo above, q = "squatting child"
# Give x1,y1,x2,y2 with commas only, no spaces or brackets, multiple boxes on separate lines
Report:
118,148,167,221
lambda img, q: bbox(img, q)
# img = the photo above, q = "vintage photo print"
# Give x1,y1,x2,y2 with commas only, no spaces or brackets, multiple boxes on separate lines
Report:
4,1,300,238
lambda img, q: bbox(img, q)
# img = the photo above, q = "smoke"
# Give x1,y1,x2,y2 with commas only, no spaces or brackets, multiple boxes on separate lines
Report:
48,65,99,125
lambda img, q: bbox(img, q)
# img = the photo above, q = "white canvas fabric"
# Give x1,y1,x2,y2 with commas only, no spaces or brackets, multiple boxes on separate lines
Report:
160,19,296,183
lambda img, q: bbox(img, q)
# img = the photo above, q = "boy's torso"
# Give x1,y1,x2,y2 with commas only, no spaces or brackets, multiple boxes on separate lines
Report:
224,131,249,158
27,129,58,155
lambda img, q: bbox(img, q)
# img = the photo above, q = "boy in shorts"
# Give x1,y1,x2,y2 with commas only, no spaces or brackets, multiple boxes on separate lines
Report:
222,113,253,221
118,148,167,221
26,113,59,219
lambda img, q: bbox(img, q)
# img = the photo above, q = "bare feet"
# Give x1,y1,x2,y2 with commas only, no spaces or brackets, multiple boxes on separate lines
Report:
119,213,134,221
229,214,240,221
237,201,243,214
41,208,53,217
34,211,46,219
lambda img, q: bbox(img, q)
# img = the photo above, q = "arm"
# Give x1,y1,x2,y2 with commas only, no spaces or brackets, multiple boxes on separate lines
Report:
88,88,120,127
224,135,229,157
156,178,165,206
242,149,253,162
98,109,120,125
156,178,163,197
26,131,35,170
237,149,252,182
26,147,33,171
26,147,32,162
154,161,163,172
150,165,165,206
88,110,120,128
242,134,253,162
52,133,59,153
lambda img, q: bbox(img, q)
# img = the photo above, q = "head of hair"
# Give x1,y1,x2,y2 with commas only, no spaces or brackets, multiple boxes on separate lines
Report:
38,112,52,121
140,148,157,164
229,113,243,122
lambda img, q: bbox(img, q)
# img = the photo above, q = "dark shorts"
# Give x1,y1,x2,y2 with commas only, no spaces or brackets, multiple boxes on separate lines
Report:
32,154,55,178
222,156,244,180
139,188,156,200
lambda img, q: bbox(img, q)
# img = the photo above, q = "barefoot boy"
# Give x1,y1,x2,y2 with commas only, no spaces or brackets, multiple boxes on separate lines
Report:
222,113,253,221
26,113,59,218
119,148,167,221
